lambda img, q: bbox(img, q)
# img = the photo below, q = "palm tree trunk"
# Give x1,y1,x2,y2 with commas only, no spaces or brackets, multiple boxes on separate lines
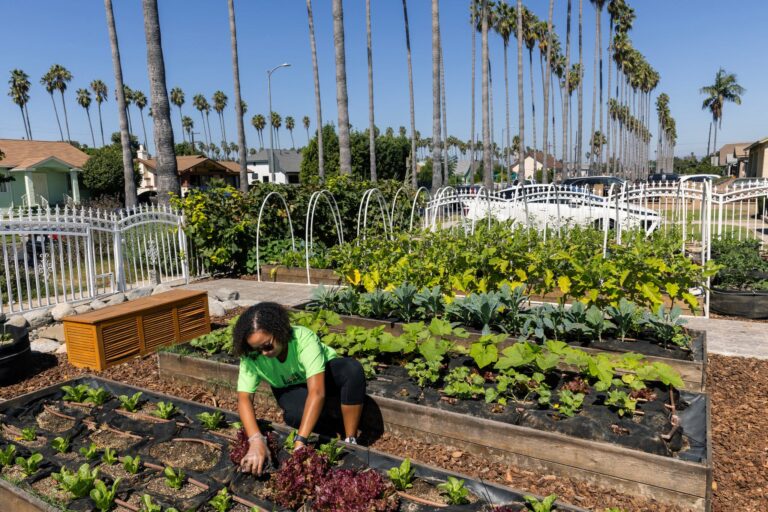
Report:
97,103,105,145
228,0,248,191
86,109,96,147
402,0,417,187
597,8,604,172
289,130,295,149
590,6,598,171
503,41,510,187
205,112,213,151
440,43,449,185
430,0,442,190
706,121,712,158
470,3,477,185
24,103,33,140
142,0,180,205
17,105,30,140
332,0,352,175
529,48,537,164
60,91,72,143
366,0,377,182
542,0,554,184
563,0,572,179
577,0,584,174
481,0,492,189
179,107,186,142
306,0,324,181
712,120,718,161
49,93,64,141
139,109,149,151
606,24,612,175
104,0,137,208
517,0,525,180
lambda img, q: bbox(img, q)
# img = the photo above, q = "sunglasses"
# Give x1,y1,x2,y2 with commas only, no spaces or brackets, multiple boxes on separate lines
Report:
251,335,276,354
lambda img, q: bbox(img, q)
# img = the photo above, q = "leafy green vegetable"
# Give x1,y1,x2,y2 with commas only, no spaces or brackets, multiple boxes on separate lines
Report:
387,458,415,491
163,466,185,490
208,487,232,512
555,390,584,418
20,427,36,441
437,476,469,505
79,442,100,461
102,447,118,465
53,463,99,498
0,445,17,467
118,392,143,412
90,478,120,512
61,384,90,403
153,401,178,419
86,386,111,406
122,455,141,474
15,453,44,476
524,493,558,512
197,411,225,430
317,437,344,465
405,358,442,387
51,436,70,454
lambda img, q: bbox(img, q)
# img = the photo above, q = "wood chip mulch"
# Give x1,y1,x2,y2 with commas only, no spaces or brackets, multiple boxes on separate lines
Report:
1,348,766,511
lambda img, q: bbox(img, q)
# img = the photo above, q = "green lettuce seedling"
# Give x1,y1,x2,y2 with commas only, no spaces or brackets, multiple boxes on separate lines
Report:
51,436,70,454
101,447,118,465
61,384,90,403
163,466,185,490
79,442,100,461
524,494,558,512
141,495,162,512
90,478,121,512
208,488,232,512
15,453,44,476
86,387,111,406
153,401,178,419
387,458,415,491
317,437,344,465
20,427,37,441
118,392,143,412
437,476,469,505
0,445,17,467
196,411,225,430
121,455,141,474
53,463,99,498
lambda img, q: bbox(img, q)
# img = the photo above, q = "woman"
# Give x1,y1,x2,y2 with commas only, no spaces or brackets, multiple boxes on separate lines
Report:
232,302,365,475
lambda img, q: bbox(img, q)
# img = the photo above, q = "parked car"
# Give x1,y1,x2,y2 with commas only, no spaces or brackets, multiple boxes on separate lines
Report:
679,174,720,183
561,176,625,188
648,173,680,183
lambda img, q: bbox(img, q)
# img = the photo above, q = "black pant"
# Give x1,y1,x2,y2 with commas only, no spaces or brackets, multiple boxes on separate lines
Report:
271,357,366,433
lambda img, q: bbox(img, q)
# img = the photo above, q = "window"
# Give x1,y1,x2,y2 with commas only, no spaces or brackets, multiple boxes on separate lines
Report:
0,173,10,193
288,174,300,184
262,176,269,183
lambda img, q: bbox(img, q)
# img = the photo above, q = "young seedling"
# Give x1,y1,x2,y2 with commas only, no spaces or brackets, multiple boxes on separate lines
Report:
523,494,558,512
208,487,232,512
121,455,141,474
79,442,100,461
317,437,344,465
405,358,442,387
196,411,225,430
61,384,90,403
118,392,143,412
163,466,185,490
90,478,121,512
605,390,638,417
387,458,415,491
101,447,118,465
437,476,470,505
555,390,585,418
0,445,17,467
141,495,162,512
153,401,178,420
52,463,99,498
51,436,70,454
15,453,44,476
20,427,37,441
86,387,111,406
283,430,297,452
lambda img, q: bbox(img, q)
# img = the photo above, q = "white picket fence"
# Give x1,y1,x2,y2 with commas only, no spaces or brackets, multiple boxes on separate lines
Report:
1,205,190,315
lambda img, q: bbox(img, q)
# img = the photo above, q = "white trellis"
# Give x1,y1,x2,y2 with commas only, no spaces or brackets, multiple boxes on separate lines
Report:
305,190,344,284
356,188,392,243
1,205,188,315
255,191,296,282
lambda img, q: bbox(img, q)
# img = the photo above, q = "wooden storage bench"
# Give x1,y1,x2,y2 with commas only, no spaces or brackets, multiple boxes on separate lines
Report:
63,289,210,371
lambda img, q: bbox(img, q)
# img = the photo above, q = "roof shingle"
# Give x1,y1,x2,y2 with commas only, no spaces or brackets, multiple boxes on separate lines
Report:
0,139,89,169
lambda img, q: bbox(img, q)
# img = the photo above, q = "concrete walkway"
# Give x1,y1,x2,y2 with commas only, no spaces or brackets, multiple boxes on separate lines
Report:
181,278,768,360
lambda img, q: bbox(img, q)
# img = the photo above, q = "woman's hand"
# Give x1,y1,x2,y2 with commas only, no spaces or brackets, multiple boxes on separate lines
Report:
240,435,272,476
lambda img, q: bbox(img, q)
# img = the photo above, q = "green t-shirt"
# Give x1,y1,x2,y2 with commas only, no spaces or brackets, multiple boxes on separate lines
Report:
237,325,338,392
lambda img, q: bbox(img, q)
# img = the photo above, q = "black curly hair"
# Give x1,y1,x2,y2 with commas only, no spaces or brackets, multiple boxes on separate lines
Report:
232,302,293,358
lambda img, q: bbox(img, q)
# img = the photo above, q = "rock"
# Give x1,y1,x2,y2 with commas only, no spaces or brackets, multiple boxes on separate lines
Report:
23,309,52,329
56,343,68,355
90,299,107,311
127,287,153,301
152,284,172,296
30,338,61,354
50,303,76,321
106,293,126,306
38,324,66,342
221,300,240,312
5,315,28,329
214,288,239,301
74,305,92,315
235,299,258,308
451,450,463,459
0,312,6,324
207,298,226,318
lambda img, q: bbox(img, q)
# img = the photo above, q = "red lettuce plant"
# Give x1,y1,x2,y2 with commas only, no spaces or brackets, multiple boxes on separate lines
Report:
229,429,281,466
313,468,399,512
272,447,330,509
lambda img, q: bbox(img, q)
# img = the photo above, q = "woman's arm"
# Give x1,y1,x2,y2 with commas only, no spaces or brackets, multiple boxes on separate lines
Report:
296,372,326,445
238,391,271,475
237,392,262,437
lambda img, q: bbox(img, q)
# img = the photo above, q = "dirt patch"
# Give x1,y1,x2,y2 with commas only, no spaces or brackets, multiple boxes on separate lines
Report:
115,492,143,512
36,407,76,432
89,427,141,451
29,475,70,506
146,475,205,500
97,462,137,482
210,307,246,330
148,439,221,472
1,465,27,483
402,478,450,505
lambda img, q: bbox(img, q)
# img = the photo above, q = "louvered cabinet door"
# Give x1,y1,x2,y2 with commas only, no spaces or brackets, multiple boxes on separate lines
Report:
176,296,210,342
64,323,100,370
142,308,177,352
100,317,141,368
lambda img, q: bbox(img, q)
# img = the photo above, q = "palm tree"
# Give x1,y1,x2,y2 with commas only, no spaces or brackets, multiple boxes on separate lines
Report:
521,8,539,162
170,87,186,142
227,0,248,192
431,0,443,190
302,115,311,144
365,0,377,182
133,90,149,151
562,0,572,178
541,0,554,183
589,0,606,171
49,64,73,142
306,0,325,180
251,114,266,149
577,0,584,173
481,0,492,188
212,90,228,150
141,0,180,205
285,116,296,149
516,0,525,178
8,69,32,139
40,70,64,141
271,111,282,149
402,0,417,187
122,85,135,135
493,1,513,185
193,94,211,149
469,2,478,186
103,0,137,207
332,0,352,175
90,80,108,146
182,116,194,145
700,68,745,158
76,88,96,147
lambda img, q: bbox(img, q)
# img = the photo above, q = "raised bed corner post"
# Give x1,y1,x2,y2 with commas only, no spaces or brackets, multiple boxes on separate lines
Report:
112,210,126,293
256,191,296,282
305,190,343,285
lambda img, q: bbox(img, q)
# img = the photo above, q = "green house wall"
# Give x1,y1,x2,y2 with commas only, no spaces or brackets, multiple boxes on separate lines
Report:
0,167,75,209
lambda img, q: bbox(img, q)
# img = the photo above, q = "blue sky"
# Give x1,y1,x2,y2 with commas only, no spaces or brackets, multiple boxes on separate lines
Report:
1,0,766,158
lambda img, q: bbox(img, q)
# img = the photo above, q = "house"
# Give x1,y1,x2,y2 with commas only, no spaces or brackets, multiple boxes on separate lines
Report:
717,142,751,176
745,137,768,179
0,139,89,209
246,149,302,185
136,147,240,197
510,151,563,180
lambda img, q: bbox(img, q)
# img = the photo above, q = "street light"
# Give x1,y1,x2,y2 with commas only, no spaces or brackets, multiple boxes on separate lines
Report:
267,63,291,183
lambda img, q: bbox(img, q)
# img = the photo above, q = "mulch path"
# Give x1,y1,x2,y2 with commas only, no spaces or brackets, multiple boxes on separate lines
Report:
2,346,765,511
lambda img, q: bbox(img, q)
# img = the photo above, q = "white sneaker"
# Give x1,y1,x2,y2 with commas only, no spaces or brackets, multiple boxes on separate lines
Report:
344,436,358,445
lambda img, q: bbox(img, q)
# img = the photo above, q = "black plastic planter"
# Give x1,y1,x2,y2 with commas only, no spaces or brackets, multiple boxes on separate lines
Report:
0,324,31,385
710,287,768,319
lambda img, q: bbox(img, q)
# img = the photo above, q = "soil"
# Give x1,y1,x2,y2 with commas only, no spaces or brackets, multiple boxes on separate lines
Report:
89,427,141,451
35,407,76,432
1,465,26,483
210,307,247,330
146,476,205,500
401,477,480,506
115,492,143,512
97,461,138,482
148,439,221,472
3,346,766,511
29,475,70,505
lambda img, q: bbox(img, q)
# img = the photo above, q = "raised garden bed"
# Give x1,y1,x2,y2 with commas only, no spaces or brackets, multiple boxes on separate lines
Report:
158,346,712,512
709,288,768,319
259,265,341,285
0,324,31,385
0,376,590,512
